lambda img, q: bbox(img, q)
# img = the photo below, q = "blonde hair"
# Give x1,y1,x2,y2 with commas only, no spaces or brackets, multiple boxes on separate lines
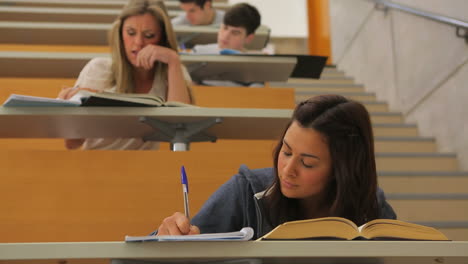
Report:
109,0,180,95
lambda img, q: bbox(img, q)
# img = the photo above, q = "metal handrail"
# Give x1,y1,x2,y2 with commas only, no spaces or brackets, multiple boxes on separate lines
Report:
373,0,468,43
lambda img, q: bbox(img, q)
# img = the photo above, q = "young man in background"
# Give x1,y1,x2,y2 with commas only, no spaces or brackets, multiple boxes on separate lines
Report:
172,0,225,26
192,2,261,54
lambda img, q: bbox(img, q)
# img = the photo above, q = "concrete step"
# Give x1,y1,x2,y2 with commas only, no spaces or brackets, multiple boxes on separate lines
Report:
319,73,348,79
379,171,468,193
286,77,356,85
369,113,403,124
387,194,468,222
272,82,366,93
375,137,437,153
376,153,458,171
358,101,389,112
426,223,468,241
373,124,419,137
320,72,348,78
322,67,344,75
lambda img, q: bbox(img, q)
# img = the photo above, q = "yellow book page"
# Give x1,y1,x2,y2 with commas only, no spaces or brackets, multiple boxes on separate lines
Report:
360,219,449,241
260,217,360,240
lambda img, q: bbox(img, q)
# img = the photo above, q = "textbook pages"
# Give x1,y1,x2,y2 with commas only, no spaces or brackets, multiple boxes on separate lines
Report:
257,217,449,241
125,227,254,242
3,91,192,107
3,94,81,107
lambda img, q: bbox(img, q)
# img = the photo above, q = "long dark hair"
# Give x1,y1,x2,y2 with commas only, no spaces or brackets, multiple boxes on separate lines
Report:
264,95,379,227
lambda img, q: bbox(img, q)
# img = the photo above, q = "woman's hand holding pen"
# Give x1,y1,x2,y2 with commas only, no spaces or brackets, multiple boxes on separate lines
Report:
157,166,199,236
157,212,200,236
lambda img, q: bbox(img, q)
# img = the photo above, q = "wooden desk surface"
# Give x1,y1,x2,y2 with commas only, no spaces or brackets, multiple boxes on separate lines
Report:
0,21,269,49
0,241,467,263
0,6,182,22
0,106,292,139
0,51,296,81
0,0,230,10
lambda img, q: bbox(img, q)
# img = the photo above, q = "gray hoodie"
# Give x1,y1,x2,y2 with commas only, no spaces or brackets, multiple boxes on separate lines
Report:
188,165,397,239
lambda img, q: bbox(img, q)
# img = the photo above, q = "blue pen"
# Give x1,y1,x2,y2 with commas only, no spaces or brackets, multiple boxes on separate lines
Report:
181,166,190,221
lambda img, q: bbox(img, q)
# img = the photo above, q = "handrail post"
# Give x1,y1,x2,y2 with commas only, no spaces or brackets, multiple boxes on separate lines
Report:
372,0,468,44
456,27,468,44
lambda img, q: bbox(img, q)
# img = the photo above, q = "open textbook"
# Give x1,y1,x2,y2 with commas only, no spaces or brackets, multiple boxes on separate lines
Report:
257,217,449,241
125,227,254,242
3,91,192,107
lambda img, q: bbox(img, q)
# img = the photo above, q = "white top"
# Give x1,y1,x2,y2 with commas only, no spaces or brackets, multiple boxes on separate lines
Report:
171,9,225,26
192,43,221,54
74,57,192,150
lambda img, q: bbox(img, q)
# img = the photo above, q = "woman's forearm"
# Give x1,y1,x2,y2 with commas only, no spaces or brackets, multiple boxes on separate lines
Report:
166,55,192,104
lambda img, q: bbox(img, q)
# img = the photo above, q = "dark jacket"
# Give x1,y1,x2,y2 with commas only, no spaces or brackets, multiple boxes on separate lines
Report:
191,165,397,239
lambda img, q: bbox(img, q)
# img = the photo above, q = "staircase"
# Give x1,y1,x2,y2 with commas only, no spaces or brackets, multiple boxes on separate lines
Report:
270,67,468,241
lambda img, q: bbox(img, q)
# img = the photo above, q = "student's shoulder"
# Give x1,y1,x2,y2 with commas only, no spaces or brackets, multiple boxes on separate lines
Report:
77,57,114,87
377,187,397,219
235,165,274,193
84,57,112,69
171,14,189,26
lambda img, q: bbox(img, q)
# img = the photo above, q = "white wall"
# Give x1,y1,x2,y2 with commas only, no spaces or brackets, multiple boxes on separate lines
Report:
329,0,468,169
228,0,308,38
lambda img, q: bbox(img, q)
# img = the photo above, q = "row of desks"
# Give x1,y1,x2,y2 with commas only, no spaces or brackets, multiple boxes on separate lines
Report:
1,240,467,263
0,106,291,140
0,21,271,49
0,51,300,81
0,5,185,21
0,1,270,49
0,0,231,10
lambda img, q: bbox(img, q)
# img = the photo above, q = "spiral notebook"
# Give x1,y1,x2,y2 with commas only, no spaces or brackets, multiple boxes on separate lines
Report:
125,227,254,242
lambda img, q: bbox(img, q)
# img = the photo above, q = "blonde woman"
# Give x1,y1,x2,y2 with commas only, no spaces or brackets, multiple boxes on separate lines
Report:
58,0,193,150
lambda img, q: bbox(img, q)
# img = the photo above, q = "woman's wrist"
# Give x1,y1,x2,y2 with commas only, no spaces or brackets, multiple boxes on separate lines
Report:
167,50,181,66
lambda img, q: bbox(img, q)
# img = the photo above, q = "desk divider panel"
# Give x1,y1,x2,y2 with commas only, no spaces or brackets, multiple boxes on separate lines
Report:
0,149,273,242
0,44,110,53
0,78,295,150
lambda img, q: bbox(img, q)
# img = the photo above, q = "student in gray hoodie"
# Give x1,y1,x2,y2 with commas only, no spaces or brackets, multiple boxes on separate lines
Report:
154,95,397,239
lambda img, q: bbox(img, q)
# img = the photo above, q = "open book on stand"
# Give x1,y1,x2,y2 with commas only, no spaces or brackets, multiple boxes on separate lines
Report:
125,227,254,242
3,90,192,107
257,217,449,241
